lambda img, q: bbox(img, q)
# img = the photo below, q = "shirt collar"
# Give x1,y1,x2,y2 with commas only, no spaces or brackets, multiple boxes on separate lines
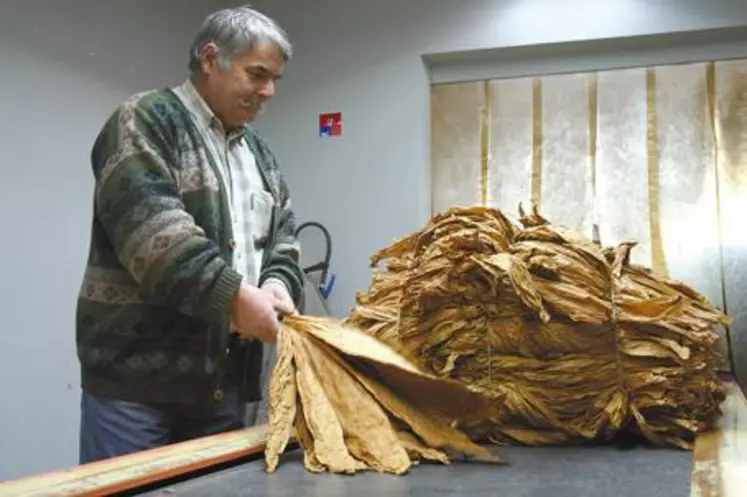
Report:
173,79,246,143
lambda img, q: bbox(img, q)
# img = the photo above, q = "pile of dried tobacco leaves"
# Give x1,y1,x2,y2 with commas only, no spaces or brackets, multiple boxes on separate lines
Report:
264,314,505,474
346,205,729,449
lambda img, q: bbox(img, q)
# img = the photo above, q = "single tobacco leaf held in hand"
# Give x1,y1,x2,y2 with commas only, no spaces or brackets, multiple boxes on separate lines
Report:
264,314,505,475
346,204,729,450
264,330,297,473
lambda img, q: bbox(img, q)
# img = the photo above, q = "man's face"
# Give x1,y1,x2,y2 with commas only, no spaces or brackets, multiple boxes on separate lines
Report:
200,40,285,127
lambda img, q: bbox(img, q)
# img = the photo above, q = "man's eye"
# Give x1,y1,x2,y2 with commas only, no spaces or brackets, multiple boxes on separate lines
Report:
246,68,280,84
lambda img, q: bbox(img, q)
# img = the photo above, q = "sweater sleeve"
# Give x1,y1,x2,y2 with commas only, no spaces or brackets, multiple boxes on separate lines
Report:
92,98,242,324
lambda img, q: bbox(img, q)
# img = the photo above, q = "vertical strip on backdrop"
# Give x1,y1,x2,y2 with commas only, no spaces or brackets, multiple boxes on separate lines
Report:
539,73,594,236
707,62,727,312
657,62,729,369
596,68,652,267
488,78,534,221
481,79,493,381
646,68,667,276
707,61,735,370
715,60,747,383
589,73,599,242
531,78,543,210
480,80,491,206
655,63,723,308
430,82,485,215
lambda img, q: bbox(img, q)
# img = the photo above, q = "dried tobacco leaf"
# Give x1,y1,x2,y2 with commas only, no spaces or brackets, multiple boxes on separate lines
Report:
396,429,450,464
264,331,297,473
294,331,412,475
292,398,325,473
301,324,501,463
265,314,506,475
293,314,497,428
292,331,367,474
347,205,729,449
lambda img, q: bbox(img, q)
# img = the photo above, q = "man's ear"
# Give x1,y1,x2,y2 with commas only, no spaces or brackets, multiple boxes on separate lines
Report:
199,42,222,73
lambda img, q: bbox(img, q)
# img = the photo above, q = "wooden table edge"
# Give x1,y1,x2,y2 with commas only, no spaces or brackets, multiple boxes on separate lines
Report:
0,425,272,496
81,438,267,496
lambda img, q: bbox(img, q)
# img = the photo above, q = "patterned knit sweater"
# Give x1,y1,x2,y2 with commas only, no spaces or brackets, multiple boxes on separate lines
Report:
76,88,304,406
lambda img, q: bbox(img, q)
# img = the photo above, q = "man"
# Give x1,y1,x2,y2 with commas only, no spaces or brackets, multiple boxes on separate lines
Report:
75,6,304,463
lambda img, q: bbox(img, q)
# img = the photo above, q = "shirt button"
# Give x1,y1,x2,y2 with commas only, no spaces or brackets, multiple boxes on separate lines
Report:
213,388,224,402
229,239,237,250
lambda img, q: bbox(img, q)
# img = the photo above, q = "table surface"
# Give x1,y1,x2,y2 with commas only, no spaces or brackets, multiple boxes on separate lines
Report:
139,443,693,497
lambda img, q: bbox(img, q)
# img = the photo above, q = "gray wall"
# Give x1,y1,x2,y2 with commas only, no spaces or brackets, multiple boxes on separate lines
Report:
0,0,222,480
248,0,747,320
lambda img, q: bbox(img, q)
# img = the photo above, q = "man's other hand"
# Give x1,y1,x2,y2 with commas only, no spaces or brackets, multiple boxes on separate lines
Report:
261,279,296,316
231,283,281,343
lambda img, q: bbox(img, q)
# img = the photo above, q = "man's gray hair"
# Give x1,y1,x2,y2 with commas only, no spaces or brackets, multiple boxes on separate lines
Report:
188,5,292,72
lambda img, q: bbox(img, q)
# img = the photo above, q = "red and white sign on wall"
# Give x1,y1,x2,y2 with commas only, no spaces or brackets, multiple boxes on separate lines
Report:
319,112,342,137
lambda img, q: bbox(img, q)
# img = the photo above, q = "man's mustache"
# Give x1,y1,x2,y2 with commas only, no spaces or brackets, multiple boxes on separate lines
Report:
240,99,263,110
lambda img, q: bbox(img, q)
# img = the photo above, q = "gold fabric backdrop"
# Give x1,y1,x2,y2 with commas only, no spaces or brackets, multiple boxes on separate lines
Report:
430,60,747,381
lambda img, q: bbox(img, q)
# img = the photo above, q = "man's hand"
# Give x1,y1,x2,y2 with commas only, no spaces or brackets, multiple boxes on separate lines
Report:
231,283,282,343
261,279,297,316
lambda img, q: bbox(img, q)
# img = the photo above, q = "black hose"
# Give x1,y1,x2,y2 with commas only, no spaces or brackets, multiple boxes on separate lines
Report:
294,221,332,284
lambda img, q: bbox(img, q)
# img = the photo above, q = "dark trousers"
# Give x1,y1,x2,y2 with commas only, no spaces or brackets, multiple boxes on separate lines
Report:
78,388,246,465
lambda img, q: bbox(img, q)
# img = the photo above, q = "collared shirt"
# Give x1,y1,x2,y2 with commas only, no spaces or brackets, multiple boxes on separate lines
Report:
173,79,273,287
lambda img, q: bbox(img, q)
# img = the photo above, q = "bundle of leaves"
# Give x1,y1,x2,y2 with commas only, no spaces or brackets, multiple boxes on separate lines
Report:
346,205,728,449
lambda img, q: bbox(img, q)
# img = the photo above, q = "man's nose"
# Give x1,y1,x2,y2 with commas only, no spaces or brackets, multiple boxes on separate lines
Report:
258,79,275,99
